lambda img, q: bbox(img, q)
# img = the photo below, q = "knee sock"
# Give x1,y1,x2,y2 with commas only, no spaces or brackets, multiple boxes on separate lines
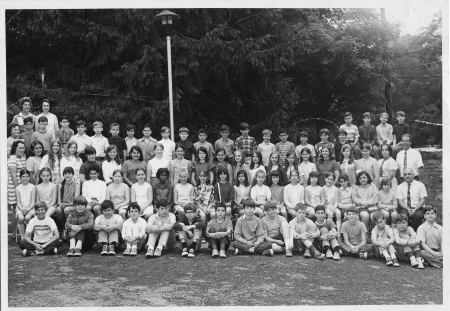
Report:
190,242,197,250
181,241,187,249
323,245,330,253
308,245,318,254
333,246,340,253
405,251,413,258
76,240,83,249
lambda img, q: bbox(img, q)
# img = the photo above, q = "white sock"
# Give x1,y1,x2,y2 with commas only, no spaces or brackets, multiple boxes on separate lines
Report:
131,244,137,250
157,245,163,251
76,240,82,249
382,250,390,258
70,238,76,249
127,243,132,249
391,253,397,259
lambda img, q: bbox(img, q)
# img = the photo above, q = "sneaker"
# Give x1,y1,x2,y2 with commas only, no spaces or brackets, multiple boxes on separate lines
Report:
123,248,131,256
325,249,333,259
359,252,368,260
108,245,116,256
248,247,255,253
181,248,189,257
385,256,393,266
188,249,195,258
212,249,219,258
130,248,138,256
417,259,424,269
234,248,240,255
145,248,154,258
410,257,419,267
66,248,75,257
74,248,82,257
101,245,108,256
35,250,44,256
314,251,326,260
285,249,293,257
23,249,35,257
263,249,274,257
333,252,341,260
219,250,226,258
154,248,162,257
304,249,311,258
392,258,400,267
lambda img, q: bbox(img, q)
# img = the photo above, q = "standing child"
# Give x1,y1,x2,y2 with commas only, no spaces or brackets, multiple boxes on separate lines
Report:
284,170,309,219
339,206,374,259
233,170,251,217
81,164,107,216
267,171,286,218
234,122,257,164
36,167,58,217
257,129,276,167
249,170,270,218
176,127,196,163
232,199,272,255
22,117,35,157
284,151,299,178
416,205,443,268
145,199,177,258
339,112,361,159
295,131,316,164
191,146,215,185
248,151,266,186
215,125,235,164
173,169,194,219
122,202,148,256
60,140,83,185
304,171,322,213
153,168,173,211
194,128,215,162
288,203,325,260
314,205,341,260
266,152,289,186
138,124,157,163
215,167,236,220
233,149,250,184
20,202,63,256
108,123,127,164
392,111,410,155
371,211,399,266
93,200,124,256
275,128,295,167
173,203,206,258
376,112,394,148
315,128,335,159
377,178,398,228
298,147,317,187
56,167,81,221
262,201,292,256
69,120,92,162
334,130,348,163
193,170,215,221
170,145,192,185
90,121,110,161
106,169,130,217
26,141,44,185
206,203,233,258
339,144,357,186
39,139,63,186
102,145,122,185
158,126,176,161
32,116,55,156
15,169,37,239
359,112,379,160
393,214,424,268
320,172,341,233
55,116,74,151
124,124,138,158
131,168,153,220
356,143,380,186
214,148,233,186
147,143,170,188
65,195,95,257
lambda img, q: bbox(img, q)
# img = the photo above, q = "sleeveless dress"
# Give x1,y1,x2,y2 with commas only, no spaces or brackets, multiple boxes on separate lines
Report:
132,182,152,208
61,181,77,203
8,154,26,205
306,185,322,207
108,183,128,205
37,182,56,207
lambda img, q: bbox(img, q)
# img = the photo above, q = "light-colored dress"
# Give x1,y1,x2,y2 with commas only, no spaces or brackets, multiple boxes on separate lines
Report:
132,182,152,208
37,182,56,207
39,154,62,185
339,160,357,186
60,155,82,184
172,158,190,184
8,155,26,204
305,185,322,207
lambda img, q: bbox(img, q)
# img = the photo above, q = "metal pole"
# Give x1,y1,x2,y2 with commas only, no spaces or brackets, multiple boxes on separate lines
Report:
167,35,175,140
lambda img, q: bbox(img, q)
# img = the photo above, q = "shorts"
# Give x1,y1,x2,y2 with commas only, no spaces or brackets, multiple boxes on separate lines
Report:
16,209,35,218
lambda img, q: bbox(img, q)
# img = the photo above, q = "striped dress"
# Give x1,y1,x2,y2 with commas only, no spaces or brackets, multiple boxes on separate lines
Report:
8,155,26,205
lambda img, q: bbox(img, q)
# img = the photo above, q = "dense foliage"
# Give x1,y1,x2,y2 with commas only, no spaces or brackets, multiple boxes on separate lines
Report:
6,9,441,146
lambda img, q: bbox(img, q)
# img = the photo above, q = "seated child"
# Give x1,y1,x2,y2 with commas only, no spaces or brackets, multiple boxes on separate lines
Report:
284,170,309,219
249,169,270,218
267,170,286,218
339,206,374,259
15,169,37,239
81,164,107,216
262,201,291,257
234,169,251,217
173,169,194,219
20,201,63,256
371,211,398,266
122,202,148,256
131,167,153,220
65,195,95,257
214,167,235,219
173,203,206,258
93,200,124,256
145,199,177,258
393,214,424,269
193,170,215,221
416,205,443,268
320,172,341,233
337,174,354,220
314,205,340,260
232,199,272,255
288,203,325,260
377,178,398,228
206,203,233,258
304,171,322,216
153,168,173,210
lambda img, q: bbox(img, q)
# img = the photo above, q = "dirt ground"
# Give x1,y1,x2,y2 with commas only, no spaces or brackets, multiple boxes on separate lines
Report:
8,238,443,307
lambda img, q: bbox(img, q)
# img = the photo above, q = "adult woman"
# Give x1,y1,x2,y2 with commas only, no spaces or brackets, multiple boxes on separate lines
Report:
39,138,63,185
316,146,339,187
12,97,36,133
35,99,59,135
8,140,27,236
378,143,399,194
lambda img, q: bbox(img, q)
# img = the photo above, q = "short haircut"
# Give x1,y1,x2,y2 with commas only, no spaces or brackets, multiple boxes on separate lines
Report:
128,202,141,213
344,112,352,118
380,178,391,188
240,122,249,130
397,214,408,223
215,202,227,211
242,199,255,208
220,125,230,132
34,201,48,210
156,167,170,179
355,171,373,185
88,164,101,174
423,205,437,214
380,112,389,118
142,124,152,131
126,124,135,131
154,142,164,150
19,168,31,178
396,111,405,117
294,203,307,211
198,128,207,135
84,146,96,156
110,122,120,129
262,129,272,136
134,167,146,176
307,171,320,185
196,146,210,162
73,195,88,206
129,146,143,161
314,205,326,213
373,211,386,222
178,127,189,134
263,201,277,211
402,134,412,142
38,116,48,123
363,112,372,118
347,206,358,214
278,128,288,135
76,120,86,127
299,131,308,138
93,121,103,128
42,99,50,105
161,126,170,133
60,116,69,122
155,199,169,209
319,128,330,136
380,143,392,155
339,173,350,183
184,203,197,213
101,200,114,211
324,172,335,180
338,129,347,136
24,116,34,124
19,97,32,106
8,123,19,135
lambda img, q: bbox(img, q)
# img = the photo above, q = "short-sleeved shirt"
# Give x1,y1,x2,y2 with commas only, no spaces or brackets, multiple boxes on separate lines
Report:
108,136,127,161
80,160,104,181
192,161,215,176
137,137,157,163
393,123,410,143
262,215,287,238
339,160,357,186
337,187,353,205
298,162,317,182
315,141,335,158
125,137,138,154
275,141,295,166
416,222,442,251
26,216,57,243
258,142,276,167
91,135,110,157
376,123,393,145
25,156,42,177
194,141,215,162
148,157,170,178
396,180,427,209
341,220,367,246
31,131,54,151
340,124,359,142
69,133,92,153
153,181,172,203
316,160,339,186
176,140,196,161
378,157,398,179
215,138,235,160
234,136,257,158
159,138,176,161
295,144,316,160
396,148,424,177
206,218,233,233
122,160,146,184
315,219,336,232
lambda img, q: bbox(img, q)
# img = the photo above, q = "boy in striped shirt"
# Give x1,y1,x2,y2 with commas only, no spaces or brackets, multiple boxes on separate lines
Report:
339,112,361,159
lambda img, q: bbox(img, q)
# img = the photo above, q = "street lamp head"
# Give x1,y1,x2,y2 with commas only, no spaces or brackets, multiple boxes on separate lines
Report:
153,10,180,25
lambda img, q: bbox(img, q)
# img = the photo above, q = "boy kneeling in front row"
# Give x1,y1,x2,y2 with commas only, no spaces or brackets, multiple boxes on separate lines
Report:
122,202,148,256
20,201,63,256
66,195,95,257
206,202,233,258
173,203,206,258
93,200,124,256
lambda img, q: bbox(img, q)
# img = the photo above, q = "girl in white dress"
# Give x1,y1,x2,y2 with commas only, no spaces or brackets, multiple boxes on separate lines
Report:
60,140,82,185
15,169,37,238
36,167,58,217
131,168,153,220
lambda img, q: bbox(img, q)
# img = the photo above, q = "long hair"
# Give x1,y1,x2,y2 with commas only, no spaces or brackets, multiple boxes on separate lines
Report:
251,169,266,187
64,140,80,160
129,145,144,161
214,148,230,163
355,170,373,185
318,146,334,163
298,147,313,163
38,167,52,185
284,151,299,171
30,140,44,157
105,144,121,165
233,149,245,166
339,144,354,164
250,151,264,170
235,169,249,187
266,152,280,172
10,140,25,156
60,166,75,198
266,170,280,187
196,146,210,163
47,139,62,170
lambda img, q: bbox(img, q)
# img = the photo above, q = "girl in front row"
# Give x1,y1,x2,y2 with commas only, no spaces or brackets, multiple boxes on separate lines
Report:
15,169,37,239
193,170,215,221
267,170,286,218
377,178,398,229
36,167,58,217
174,169,194,219
249,170,269,218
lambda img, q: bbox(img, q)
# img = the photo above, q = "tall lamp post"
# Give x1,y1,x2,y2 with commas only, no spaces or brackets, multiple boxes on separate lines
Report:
154,10,180,140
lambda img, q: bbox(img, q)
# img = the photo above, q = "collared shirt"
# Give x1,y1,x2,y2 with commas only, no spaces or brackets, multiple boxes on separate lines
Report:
396,148,424,177
215,137,235,159
416,222,442,251
70,133,92,153
176,140,197,162
148,212,176,227
378,157,398,178
90,135,110,157
158,138,176,161
122,217,148,240
56,128,75,146
31,130,55,151
339,124,359,141
376,123,393,145
234,136,257,158
359,124,377,145
396,180,427,209
288,217,318,235
337,186,353,205
81,178,107,204
125,137,138,154
137,137,157,163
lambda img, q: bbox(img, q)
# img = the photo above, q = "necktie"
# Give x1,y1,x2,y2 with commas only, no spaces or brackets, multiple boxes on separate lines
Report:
380,158,386,177
403,150,407,173
407,183,411,210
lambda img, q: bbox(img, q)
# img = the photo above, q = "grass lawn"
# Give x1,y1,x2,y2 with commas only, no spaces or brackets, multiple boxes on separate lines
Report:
8,238,443,307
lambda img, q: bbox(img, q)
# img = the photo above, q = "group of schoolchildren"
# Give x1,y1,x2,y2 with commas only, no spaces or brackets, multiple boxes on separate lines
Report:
8,99,442,269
